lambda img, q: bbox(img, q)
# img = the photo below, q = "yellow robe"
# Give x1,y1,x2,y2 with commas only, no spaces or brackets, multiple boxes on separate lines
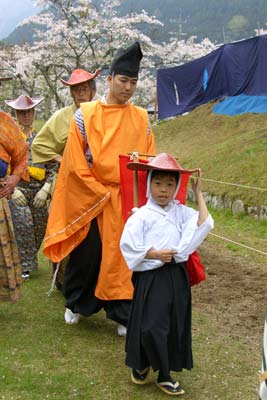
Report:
43,100,156,300
31,104,77,163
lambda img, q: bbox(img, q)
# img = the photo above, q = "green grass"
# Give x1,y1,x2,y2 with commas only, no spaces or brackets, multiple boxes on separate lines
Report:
187,199,267,263
153,102,267,205
208,207,267,262
1,105,265,399
0,237,262,400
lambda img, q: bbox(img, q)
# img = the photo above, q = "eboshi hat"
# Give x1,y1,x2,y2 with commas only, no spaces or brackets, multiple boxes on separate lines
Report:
5,94,43,110
110,41,143,77
127,152,199,174
60,68,100,86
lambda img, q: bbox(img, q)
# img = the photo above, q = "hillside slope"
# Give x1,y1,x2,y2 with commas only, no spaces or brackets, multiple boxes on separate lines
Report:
153,102,267,206
120,0,267,43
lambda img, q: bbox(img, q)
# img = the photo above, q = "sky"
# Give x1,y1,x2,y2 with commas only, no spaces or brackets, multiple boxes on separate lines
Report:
0,0,42,39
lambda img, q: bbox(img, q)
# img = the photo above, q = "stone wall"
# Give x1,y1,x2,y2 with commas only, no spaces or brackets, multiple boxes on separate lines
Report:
187,189,267,220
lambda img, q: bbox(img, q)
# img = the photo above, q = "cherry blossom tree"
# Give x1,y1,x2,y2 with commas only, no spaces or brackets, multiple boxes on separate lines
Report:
0,0,217,115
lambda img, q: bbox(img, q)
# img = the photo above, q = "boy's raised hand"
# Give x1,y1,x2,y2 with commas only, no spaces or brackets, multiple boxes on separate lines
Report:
190,168,209,225
191,168,202,196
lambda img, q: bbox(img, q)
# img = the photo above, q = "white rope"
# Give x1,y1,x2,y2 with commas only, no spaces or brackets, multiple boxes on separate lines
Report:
46,262,60,296
209,232,267,256
202,177,267,192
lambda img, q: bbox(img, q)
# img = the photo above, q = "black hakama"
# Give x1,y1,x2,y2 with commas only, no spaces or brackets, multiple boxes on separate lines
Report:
125,261,193,376
62,218,131,325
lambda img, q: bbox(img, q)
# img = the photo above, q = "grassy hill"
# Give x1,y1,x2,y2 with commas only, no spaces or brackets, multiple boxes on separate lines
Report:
153,102,267,207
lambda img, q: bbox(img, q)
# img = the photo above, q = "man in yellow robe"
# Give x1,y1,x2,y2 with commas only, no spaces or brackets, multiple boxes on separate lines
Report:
31,68,100,288
43,42,156,333
32,68,100,165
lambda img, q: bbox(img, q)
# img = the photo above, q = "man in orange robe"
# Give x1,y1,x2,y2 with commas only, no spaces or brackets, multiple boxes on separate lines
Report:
43,42,156,332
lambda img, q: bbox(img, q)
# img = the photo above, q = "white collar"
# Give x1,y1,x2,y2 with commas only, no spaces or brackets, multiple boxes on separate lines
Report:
146,198,177,214
101,94,129,105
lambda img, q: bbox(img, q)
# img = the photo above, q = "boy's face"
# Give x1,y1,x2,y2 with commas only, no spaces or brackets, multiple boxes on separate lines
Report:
150,173,177,207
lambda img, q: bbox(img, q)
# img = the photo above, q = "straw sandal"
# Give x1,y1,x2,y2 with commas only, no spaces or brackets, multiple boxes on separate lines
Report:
156,379,185,396
131,367,150,385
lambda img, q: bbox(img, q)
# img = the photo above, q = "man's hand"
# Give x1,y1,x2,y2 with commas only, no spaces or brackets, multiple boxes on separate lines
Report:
0,175,21,199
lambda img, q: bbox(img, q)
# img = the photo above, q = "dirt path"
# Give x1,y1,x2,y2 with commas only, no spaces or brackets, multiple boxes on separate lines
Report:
192,240,266,353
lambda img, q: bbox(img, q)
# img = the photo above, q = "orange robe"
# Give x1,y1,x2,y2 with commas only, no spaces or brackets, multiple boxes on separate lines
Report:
0,111,29,180
44,100,156,300
0,111,29,303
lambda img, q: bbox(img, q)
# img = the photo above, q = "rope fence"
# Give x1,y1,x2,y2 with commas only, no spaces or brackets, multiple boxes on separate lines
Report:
127,152,267,257
209,232,267,257
197,176,267,256
201,177,267,192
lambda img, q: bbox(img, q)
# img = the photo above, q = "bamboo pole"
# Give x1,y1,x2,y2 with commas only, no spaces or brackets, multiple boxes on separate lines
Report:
133,170,138,208
127,152,155,158
131,152,139,208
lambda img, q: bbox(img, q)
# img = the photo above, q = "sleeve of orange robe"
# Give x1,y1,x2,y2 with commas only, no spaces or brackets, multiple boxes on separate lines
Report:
0,112,29,180
147,124,156,155
43,116,111,262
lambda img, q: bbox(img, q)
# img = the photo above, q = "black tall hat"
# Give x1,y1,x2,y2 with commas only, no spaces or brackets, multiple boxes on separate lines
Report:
109,41,143,77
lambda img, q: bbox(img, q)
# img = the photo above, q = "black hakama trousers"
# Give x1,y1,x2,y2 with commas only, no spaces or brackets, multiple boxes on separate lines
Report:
125,261,193,376
62,218,131,326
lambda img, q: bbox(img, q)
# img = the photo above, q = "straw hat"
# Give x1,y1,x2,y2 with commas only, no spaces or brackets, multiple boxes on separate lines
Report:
127,152,199,174
60,68,100,86
5,94,43,110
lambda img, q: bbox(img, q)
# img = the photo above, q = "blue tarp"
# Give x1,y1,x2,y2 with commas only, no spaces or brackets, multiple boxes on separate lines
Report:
157,35,267,120
213,94,267,115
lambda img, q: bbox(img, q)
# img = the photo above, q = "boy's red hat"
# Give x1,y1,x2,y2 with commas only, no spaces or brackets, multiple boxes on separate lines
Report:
127,152,199,174
5,94,43,110
60,68,100,86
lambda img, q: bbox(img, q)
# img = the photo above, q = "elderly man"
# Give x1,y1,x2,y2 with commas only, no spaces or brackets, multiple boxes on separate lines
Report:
32,68,100,165
31,68,100,287
43,42,156,335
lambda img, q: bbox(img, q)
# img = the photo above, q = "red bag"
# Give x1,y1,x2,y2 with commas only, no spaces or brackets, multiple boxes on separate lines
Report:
119,154,206,286
185,250,206,286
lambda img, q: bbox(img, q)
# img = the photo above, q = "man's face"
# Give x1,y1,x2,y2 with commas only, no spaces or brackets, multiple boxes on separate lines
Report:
16,108,35,127
70,81,95,107
107,74,138,104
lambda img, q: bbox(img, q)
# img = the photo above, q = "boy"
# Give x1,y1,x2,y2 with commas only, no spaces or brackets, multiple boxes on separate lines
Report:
120,153,214,396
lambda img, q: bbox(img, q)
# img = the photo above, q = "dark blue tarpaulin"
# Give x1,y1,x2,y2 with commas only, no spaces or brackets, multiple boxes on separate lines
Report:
157,35,267,120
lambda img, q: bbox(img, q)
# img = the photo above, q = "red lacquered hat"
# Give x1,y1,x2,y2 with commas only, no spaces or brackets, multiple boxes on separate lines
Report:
127,152,199,174
60,68,101,86
5,94,43,110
